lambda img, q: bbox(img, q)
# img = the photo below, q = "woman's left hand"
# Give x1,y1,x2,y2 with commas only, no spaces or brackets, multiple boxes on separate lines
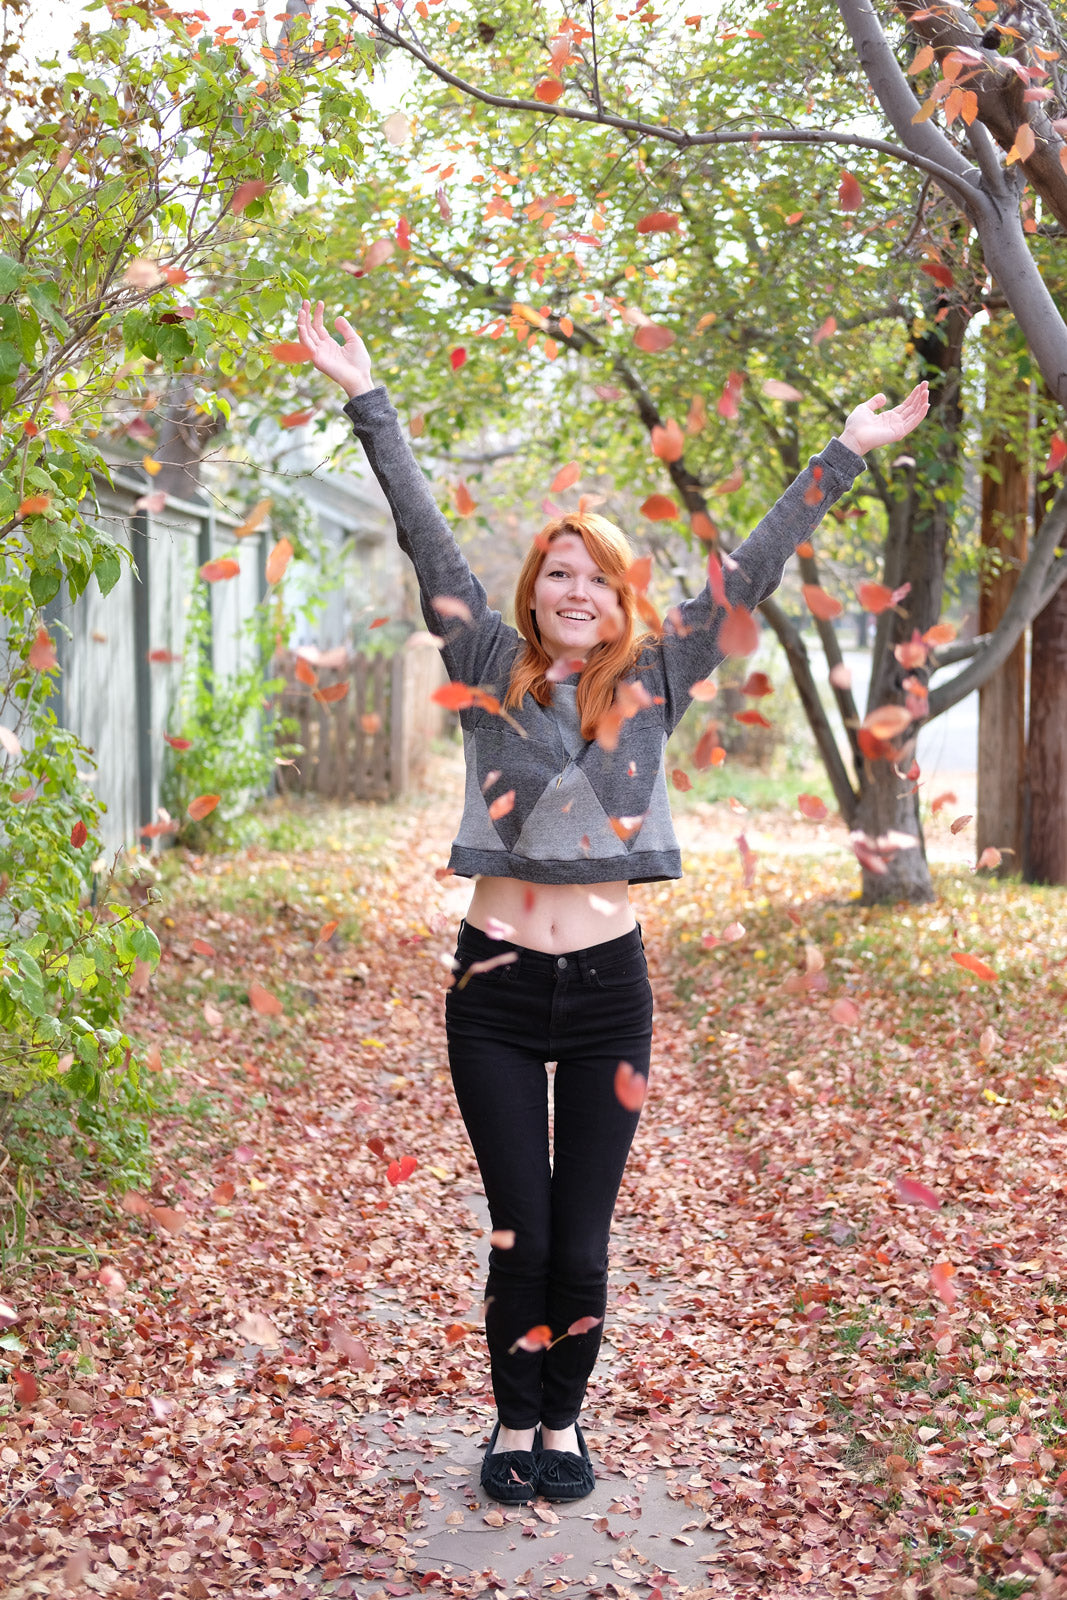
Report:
837,381,930,457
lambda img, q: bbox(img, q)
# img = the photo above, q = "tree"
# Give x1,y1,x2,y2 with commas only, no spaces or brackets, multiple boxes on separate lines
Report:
311,0,1067,902
0,0,370,1112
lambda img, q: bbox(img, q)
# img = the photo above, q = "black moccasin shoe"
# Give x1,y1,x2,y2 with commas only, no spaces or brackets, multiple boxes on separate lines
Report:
480,1421,539,1504
536,1422,596,1502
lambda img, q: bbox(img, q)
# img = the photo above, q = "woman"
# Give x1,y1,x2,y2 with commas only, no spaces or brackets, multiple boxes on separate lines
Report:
296,299,928,1503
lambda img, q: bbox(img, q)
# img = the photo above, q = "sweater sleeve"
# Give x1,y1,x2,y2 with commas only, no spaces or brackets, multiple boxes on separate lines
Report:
343,387,511,685
651,436,866,730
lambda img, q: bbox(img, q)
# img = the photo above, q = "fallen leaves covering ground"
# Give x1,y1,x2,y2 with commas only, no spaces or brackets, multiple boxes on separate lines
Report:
4,753,1067,1599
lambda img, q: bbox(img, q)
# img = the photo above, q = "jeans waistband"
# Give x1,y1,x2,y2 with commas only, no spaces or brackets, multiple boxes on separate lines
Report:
455,919,644,980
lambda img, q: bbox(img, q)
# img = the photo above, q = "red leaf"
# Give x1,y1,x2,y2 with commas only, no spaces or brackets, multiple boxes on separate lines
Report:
625,555,653,593
740,671,772,697
614,1061,647,1111
718,605,758,657
210,1180,236,1205
28,627,57,671
444,1322,469,1345
386,1155,417,1185
70,820,88,848
694,729,725,768
191,937,215,956
706,551,726,608
633,323,675,353
164,733,193,750
1045,434,1067,476
893,1175,942,1210
487,789,515,821
269,341,311,364
147,648,181,664
640,494,678,521
280,408,314,430
432,682,475,711
232,179,268,212
313,681,349,704
863,703,912,740
797,794,827,820
812,314,836,346
650,419,684,461
952,950,996,982
187,793,220,821
328,1322,374,1369
249,982,283,1016
717,371,743,421
551,460,580,491
396,215,411,251
734,708,771,728
930,1261,957,1307
636,210,680,234
450,347,467,371
12,1368,38,1404
366,1136,386,1159
921,262,955,289
199,558,240,582
670,768,692,792
838,170,864,211
802,584,843,621
566,1314,604,1336
265,538,293,584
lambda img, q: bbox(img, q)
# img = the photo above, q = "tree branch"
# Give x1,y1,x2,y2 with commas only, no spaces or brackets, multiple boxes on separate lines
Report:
758,596,859,822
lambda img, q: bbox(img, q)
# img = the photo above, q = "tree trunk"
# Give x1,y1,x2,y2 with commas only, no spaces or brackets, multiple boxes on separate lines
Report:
976,428,1028,872
1026,478,1067,885
852,303,967,904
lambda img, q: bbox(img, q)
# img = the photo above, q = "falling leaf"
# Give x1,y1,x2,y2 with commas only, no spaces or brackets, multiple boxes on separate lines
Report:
829,997,861,1026
511,1324,553,1353
740,671,772,697
976,846,1002,870
490,1229,516,1249
386,1155,417,1185
534,77,564,103
639,494,678,521
199,559,240,582
721,921,745,942
802,584,843,621
18,494,50,516
203,1001,223,1026
265,538,293,584
921,262,955,289
633,322,675,353
838,170,864,211
894,1175,942,1210
280,409,314,430
187,794,220,821
249,983,283,1016
797,794,827,820
930,1261,957,1307
949,813,973,834
210,1180,236,1204
551,460,580,491
762,379,803,401
614,1061,647,1111
449,347,467,371
671,768,692,792
636,209,680,234
70,820,88,848
736,831,757,888
363,237,394,271
123,257,164,288
313,681,349,704
688,677,717,702
0,726,21,756
134,490,167,513
857,582,894,613
269,342,311,364
1045,434,1067,476
717,371,743,420
233,498,272,539
650,419,685,461
735,708,771,728
862,704,912,740
231,179,268,212
718,606,758,657
150,1205,189,1235
924,621,957,646
328,1321,373,1368
382,111,410,145
813,314,837,346
952,951,996,982
567,1315,604,1335
487,789,515,821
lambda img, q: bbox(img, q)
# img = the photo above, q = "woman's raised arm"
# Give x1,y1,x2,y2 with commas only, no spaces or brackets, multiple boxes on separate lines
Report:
296,300,508,685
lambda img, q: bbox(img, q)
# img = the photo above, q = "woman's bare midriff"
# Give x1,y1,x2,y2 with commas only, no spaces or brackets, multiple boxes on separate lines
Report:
465,876,635,955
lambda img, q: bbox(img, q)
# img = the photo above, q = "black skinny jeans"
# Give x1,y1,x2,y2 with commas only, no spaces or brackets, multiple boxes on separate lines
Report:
445,919,654,1430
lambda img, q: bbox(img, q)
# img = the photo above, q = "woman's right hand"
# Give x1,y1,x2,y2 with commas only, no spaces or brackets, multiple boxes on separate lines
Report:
296,299,374,399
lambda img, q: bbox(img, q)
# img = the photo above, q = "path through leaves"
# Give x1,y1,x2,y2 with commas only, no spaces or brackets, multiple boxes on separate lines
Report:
4,755,1067,1597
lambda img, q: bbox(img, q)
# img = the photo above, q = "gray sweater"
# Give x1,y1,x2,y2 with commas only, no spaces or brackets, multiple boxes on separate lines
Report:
345,388,864,884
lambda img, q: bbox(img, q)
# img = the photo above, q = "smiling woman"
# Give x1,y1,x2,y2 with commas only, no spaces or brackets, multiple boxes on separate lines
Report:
294,296,928,1508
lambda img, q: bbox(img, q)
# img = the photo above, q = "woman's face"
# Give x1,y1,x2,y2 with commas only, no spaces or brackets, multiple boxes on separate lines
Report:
531,532,621,663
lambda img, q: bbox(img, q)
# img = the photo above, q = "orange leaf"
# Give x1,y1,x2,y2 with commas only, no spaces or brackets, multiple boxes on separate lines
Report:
512,1324,553,1352
650,419,684,462
150,1205,189,1235
688,677,717,702
233,497,272,539
534,77,564,103
640,494,678,521
249,982,283,1016
795,540,814,558
265,538,293,584
487,789,515,820
838,170,864,211
200,558,239,582
734,708,771,728
921,262,955,289
567,1314,603,1336
636,210,680,234
894,1174,941,1210
453,481,477,516
294,656,317,687
28,627,57,672
952,950,996,982
313,681,349,704
718,605,758,657
18,494,50,516
633,323,675,353
432,682,475,711
317,919,339,943
232,178,268,212
210,1180,236,1204
280,408,314,430
551,460,580,491
908,43,935,73
614,1060,647,1111
812,314,836,346
691,510,716,543
1006,121,1035,164
625,555,653,593
923,621,957,646
857,581,894,613
187,793,220,820
670,768,692,793
1045,434,1066,475
269,341,311,364
930,1261,957,1307
694,730,725,768
802,584,843,621
797,794,827,820
863,703,912,740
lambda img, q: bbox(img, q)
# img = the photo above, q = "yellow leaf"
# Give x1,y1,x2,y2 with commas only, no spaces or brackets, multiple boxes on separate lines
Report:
428,1166,452,1181
911,97,938,125
143,455,162,476
361,1037,385,1048
248,1176,268,1191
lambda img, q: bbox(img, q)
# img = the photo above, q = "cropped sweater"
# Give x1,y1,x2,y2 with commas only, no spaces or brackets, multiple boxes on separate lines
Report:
344,387,864,884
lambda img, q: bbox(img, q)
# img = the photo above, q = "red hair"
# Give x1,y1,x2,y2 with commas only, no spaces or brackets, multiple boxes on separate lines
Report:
505,513,650,742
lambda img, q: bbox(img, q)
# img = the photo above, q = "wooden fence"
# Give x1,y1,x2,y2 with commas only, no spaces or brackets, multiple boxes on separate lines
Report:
275,635,447,801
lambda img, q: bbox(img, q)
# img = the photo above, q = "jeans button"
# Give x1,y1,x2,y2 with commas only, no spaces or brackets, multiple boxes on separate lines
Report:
556,956,567,971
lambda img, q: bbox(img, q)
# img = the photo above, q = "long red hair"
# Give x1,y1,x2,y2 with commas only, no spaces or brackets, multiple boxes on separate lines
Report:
505,513,649,742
